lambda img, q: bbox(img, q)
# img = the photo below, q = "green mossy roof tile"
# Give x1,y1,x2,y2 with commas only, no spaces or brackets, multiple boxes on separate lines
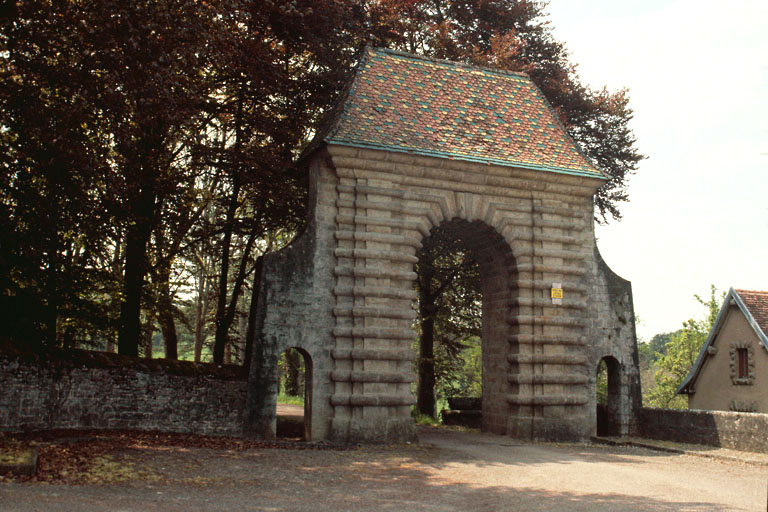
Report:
326,48,603,178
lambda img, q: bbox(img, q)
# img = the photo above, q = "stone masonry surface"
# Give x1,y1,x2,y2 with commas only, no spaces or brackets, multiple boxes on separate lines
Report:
0,349,246,436
245,142,642,443
639,407,768,453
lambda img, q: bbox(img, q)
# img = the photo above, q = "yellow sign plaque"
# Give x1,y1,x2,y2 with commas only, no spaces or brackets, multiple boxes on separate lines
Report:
551,287,563,299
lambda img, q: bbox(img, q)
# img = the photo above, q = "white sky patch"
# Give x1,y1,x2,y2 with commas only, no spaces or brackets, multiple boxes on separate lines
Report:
545,0,768,340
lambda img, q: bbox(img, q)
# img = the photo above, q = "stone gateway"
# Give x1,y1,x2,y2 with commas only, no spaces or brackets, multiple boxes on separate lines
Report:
245,48,641,443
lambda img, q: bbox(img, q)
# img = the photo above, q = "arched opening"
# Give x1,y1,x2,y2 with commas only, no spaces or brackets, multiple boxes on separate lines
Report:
595,356,621,437
414,219,515,434
276,347,312,440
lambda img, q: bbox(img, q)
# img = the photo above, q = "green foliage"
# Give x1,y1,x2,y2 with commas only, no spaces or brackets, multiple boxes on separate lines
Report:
412,412,441,426
0,0,362,355
644,286,724,409
278,349,305,398
414,222,482,418
435,336,482,400
596,360,608,405
639,332,674,366
637,331,677,405
276,394,305,407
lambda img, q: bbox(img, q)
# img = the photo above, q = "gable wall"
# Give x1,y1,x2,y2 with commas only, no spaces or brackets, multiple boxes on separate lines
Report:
688,306,768,412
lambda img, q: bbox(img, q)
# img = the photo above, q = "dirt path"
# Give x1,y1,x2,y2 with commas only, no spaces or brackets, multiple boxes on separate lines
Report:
1,426,766,511
276,404,303,417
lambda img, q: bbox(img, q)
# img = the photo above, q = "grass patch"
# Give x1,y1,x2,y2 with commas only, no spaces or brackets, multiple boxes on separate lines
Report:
277,393,304,406
413,413,440,426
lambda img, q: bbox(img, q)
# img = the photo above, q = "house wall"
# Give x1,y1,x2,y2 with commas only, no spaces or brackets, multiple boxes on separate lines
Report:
245,145,642,443
688,306,768,413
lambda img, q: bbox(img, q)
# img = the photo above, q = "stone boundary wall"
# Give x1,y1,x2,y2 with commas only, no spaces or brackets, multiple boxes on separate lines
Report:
0,348,247,436
639,407,768,453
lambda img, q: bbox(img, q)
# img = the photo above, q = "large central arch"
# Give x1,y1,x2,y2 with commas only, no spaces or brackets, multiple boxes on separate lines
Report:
321,146,598,442
243,48,641,443
416,218,516,434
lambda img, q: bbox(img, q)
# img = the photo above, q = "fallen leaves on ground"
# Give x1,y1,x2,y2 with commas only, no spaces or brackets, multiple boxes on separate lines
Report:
0,433,34,466
1,429,340,485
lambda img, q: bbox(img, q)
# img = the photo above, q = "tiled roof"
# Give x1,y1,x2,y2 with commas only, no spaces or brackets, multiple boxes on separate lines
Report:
735,289,768,337
325,48,604,178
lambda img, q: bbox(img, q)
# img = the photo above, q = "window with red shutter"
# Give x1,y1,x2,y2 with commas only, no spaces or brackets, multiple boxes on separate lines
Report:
737,348,749,379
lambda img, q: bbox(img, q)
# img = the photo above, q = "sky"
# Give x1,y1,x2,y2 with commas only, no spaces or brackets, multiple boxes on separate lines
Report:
544,0,768,341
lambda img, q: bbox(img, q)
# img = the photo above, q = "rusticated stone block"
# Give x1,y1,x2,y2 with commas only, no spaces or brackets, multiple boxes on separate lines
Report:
241,141,641,444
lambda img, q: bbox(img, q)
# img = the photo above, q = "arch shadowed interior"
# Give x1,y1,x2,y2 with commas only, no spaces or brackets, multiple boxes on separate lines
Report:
414,218,518,433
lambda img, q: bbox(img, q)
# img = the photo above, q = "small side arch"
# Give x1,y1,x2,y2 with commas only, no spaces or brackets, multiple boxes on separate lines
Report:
595,355,622,437
276,346,313,440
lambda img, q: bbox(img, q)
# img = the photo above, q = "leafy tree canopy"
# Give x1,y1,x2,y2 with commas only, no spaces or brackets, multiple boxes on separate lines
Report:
645,285,723,409
1,0,643,361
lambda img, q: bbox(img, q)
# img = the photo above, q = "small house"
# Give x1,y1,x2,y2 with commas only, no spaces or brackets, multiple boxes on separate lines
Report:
677,288,768,412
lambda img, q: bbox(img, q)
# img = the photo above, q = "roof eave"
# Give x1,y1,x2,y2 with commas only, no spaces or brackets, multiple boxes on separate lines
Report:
325,139,607,181
676,288,734,395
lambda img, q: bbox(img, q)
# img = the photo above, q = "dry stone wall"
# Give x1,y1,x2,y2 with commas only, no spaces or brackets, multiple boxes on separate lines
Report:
0,349,246,436
246,144,641,443
639,407,768,453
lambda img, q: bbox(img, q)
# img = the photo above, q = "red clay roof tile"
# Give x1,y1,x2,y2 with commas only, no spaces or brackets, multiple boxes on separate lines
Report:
735,289,768,336
326,48,604,178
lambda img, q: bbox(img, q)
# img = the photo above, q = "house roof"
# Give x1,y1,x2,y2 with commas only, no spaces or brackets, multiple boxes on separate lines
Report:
324,47,605,179
736,289,768,335
677,288,768,395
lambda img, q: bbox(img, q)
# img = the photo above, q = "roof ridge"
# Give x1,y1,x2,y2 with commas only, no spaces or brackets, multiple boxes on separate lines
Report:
372,47,531,81
735,289,768,295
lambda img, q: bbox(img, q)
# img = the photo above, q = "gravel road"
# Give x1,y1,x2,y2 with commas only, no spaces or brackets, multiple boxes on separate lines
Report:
1,426,766,511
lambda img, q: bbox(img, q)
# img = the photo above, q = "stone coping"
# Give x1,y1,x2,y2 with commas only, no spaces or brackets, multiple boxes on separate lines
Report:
0,342,245,380
591,436,768,466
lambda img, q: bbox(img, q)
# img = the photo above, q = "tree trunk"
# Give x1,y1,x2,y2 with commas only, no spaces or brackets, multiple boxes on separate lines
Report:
214,225,257,365
213,89,248,365
143,317,154,359
193,253,210,363
212,178,242,364
242,255,264,375
284,349,301,396
118,221,151,356
117,168,157,357
44,242,58,348
194,291,205,362
105,334,116,353
157,300,178,359
417,289,436,418
224,341,232,364
235,310,248,363
156,262,178,360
